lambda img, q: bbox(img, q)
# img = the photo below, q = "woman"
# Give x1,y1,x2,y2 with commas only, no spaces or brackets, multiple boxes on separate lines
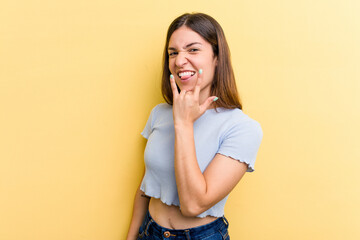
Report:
127,13,262,239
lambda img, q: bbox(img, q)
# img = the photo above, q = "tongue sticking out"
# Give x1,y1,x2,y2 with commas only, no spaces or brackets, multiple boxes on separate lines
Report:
179,72,195,80
180,75,192,80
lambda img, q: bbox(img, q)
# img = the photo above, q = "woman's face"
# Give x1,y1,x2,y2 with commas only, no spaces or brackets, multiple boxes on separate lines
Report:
168,26,217,101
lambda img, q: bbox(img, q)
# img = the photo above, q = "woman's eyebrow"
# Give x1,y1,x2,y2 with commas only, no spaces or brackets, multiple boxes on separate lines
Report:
168,42,202,51
184,42,202,48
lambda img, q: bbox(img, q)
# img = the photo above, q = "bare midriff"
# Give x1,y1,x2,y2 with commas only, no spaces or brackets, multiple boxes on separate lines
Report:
148,198,218,229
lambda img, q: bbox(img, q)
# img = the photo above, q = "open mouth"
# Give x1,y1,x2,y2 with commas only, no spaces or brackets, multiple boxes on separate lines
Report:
178,71,196,80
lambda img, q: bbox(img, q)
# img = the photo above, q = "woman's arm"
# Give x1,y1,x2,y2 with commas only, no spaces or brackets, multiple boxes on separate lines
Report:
170,72,248,217
174,124,248,217
126,178,150,240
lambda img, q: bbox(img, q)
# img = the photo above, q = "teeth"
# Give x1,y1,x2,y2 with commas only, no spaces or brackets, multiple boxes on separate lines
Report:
178,71,195,77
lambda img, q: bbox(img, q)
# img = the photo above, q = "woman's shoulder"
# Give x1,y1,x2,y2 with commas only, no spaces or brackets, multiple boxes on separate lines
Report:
154,102,172,110
215,107,260,123
150,103,172,115
146,103,173,123
213,107,262,134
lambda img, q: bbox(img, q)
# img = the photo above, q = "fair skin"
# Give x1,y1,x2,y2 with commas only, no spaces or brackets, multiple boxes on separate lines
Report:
126,171,150,240
167,26,217,104
127,26,248,238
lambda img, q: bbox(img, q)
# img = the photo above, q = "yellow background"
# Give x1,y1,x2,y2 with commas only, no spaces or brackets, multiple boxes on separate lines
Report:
1,0,359,239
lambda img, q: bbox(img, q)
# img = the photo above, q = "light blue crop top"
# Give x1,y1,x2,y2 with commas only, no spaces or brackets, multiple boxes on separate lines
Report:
140,103,263,218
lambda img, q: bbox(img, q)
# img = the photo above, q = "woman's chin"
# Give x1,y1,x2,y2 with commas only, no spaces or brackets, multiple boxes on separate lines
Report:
179,86,195,92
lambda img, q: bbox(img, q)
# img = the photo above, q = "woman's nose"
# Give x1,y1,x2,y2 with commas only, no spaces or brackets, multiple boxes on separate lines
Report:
175,52,188,67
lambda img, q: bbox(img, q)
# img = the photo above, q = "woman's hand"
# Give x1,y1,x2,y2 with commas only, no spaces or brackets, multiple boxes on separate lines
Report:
170,70,218,126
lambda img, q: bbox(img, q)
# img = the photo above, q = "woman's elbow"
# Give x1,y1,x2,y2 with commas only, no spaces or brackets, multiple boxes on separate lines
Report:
180,203,205,217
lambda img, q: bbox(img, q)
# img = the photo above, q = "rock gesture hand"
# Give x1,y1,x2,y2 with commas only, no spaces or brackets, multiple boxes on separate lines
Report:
170,70,218,126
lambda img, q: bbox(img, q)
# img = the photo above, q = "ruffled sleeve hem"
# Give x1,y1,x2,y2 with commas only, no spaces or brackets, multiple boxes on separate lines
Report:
217,152,255,172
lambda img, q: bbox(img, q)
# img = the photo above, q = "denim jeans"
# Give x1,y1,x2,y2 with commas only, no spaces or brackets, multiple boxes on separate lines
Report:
137,210,230,240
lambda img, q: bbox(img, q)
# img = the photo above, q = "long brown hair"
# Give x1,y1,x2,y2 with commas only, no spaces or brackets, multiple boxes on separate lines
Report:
161,13,242,110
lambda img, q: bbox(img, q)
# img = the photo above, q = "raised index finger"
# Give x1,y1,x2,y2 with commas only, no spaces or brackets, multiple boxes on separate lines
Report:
194,69,203,98
169,74,179,97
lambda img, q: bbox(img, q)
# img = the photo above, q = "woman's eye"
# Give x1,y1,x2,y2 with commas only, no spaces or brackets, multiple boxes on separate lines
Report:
169,52,178,56
189,48,199,53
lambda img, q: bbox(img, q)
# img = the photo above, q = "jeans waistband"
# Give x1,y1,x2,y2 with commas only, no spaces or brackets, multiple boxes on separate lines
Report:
142,210,229,238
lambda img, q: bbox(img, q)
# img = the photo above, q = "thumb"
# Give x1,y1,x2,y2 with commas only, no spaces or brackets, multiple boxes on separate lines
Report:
200,96,218,113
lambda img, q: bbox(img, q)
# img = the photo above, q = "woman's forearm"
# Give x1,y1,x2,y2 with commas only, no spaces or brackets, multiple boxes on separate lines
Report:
126,187,150,240
169,70,218,217
174,123,207,217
